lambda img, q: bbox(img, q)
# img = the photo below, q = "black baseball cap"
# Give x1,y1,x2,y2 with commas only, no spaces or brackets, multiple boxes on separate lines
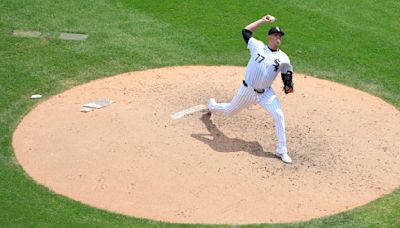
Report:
268,26,285,36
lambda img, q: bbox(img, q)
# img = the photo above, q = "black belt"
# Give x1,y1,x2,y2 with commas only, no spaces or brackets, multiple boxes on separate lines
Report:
243,80,265,94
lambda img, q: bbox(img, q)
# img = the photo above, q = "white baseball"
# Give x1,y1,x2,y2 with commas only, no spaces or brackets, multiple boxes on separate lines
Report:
268,16,276,22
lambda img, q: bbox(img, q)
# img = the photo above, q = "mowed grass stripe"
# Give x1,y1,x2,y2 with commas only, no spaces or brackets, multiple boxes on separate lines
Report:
129,0,400,107
1,0,399,226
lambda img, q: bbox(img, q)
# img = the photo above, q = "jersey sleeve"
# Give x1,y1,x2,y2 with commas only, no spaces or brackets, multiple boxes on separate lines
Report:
280,63,293,73
247,37,263,54
279,52,293,73
280,60,293,73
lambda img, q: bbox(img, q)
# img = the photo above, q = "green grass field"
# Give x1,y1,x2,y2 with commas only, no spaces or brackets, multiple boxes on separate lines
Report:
1,0,399,227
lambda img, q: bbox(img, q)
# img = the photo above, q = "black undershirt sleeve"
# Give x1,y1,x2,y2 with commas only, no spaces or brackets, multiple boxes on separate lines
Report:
242,29,253,45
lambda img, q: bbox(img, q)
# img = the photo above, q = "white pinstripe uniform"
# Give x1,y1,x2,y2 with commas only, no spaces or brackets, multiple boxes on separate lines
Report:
208,36,293,156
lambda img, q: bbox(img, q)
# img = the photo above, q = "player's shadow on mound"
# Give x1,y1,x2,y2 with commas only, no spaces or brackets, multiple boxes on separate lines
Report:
191,113,276,158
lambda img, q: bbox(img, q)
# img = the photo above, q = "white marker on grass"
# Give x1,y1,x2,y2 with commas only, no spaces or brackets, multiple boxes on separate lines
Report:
171,104,208,120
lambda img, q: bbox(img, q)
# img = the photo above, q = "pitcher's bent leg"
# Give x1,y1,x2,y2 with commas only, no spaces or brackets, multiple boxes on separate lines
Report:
259,89,288,154
208,85,254,116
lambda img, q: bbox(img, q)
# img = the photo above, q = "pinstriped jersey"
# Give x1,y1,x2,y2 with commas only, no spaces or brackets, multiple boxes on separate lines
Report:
245,37,291,90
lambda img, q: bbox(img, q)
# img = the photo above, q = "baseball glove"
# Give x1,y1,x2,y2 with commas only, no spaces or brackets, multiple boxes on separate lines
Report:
281,71,294,94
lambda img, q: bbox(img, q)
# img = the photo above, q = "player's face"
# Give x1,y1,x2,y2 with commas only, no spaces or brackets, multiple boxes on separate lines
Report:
268,33,282,46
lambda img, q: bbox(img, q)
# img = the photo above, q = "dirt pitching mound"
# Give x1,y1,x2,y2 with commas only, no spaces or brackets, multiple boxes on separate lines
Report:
13,66,400,224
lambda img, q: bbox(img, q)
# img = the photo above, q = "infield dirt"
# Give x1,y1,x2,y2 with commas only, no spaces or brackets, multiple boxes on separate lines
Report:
13,66,400,224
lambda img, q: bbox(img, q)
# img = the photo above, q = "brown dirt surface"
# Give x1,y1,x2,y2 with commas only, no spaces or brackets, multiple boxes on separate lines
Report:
13,66,400,224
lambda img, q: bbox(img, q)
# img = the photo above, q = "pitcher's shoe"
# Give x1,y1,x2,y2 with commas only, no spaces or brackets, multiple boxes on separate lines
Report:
276,152,292,164
208,98,216,106
207,98,216,114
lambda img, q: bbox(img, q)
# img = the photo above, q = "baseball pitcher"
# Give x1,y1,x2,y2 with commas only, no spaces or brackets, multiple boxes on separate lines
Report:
208,15,294,163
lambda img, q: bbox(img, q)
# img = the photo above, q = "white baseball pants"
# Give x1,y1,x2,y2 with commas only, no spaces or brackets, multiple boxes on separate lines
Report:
208,84,287,154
